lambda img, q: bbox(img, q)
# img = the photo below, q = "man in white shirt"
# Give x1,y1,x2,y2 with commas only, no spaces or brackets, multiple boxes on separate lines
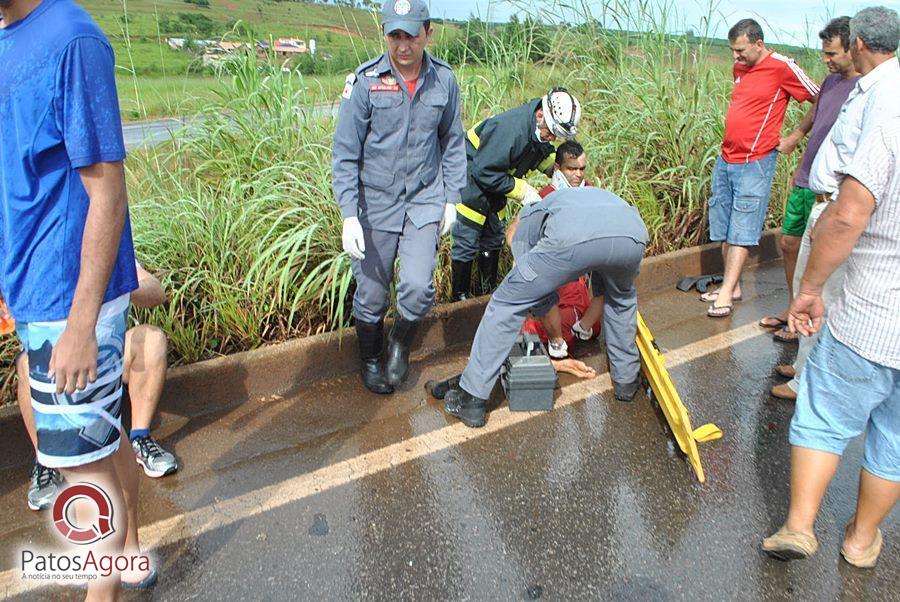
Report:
771,5,900,401
762,6,899,568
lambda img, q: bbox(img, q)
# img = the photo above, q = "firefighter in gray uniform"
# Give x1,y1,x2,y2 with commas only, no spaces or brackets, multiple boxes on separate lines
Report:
444,187,649,427
450,88,582,300
332,0,467,395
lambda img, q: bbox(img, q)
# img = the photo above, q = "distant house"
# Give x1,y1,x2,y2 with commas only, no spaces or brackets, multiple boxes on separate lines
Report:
218,41,254,53
171,36,311,66
259,38,309,58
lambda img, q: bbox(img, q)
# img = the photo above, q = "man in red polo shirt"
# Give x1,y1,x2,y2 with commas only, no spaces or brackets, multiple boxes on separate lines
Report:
703,19,819,318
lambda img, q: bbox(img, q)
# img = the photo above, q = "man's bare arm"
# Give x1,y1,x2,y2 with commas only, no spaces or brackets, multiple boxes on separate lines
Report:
49,161,129,393
505,217,520,248
132,265,167,309
778,99,816,154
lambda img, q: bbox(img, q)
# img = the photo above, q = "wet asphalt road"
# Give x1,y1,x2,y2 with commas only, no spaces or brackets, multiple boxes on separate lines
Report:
122,118,188,150
0,261,897,600
122,103,339,150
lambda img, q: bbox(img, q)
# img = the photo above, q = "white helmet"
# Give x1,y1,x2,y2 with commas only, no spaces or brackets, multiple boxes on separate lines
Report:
541,87,581,139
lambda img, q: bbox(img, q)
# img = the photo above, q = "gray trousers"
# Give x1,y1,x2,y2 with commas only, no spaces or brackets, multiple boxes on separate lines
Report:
788,201,847,392
450,212,506,261
351,216,440,324
460,236,645,400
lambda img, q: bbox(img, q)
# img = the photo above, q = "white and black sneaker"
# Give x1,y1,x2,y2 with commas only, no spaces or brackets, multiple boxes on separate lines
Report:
132,435,178,478
27,462,64,511
547,339,568,359
571,319,593,341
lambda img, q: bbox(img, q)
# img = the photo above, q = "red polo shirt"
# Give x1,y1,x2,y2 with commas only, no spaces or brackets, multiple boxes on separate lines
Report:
722,52,818,164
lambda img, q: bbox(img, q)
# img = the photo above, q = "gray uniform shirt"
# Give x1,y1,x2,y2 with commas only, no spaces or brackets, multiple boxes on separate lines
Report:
512,187,649,276
332,52,467,233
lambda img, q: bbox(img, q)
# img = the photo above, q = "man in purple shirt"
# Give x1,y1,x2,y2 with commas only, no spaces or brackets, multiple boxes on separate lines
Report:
759,17,860,355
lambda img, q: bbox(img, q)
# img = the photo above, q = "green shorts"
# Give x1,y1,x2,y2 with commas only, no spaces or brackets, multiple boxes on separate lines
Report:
781,185,817,237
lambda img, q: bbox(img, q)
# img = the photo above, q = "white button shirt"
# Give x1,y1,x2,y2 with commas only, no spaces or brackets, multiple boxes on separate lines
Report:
808,58,900,197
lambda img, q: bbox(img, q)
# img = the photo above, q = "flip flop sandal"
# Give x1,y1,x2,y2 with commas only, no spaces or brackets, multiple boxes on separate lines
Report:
762,527,818,560
773,327,799,343
775,364,796,379
758,315,788,329
707,304,734,318
123,568,158,590
841,522,883,568
699,290,743,303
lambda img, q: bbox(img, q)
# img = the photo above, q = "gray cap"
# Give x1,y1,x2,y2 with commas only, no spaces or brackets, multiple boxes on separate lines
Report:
382,0,429,36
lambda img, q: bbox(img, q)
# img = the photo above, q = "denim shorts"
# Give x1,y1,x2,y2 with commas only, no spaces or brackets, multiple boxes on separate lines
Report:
708,150,778,246
16,294,129,468
790,325,900,482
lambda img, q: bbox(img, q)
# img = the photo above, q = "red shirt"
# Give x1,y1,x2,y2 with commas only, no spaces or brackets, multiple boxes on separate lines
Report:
404,77,418,98
722,52,818,164
538,181,593,198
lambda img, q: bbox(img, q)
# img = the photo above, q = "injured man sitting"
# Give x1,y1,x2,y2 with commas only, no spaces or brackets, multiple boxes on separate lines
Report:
527,140,604,361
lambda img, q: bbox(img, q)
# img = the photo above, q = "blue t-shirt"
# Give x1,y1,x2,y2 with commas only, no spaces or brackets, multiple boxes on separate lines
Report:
0,0,137,323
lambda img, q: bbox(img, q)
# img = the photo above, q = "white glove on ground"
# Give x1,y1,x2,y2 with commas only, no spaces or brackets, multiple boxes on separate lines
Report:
439,203,457,236
342,216,366,260
521,184,542,205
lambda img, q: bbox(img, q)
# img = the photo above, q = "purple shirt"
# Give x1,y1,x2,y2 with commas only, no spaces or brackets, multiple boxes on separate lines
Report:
795,72,860,188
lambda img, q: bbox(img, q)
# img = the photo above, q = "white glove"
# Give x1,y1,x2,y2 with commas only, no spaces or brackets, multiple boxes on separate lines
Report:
439,203,457,236
521,184,542,205
342,216,366,260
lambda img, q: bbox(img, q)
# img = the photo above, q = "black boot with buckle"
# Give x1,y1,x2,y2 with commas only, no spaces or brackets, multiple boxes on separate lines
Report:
385,317,420,387
356,321,393,395
476,249,500,295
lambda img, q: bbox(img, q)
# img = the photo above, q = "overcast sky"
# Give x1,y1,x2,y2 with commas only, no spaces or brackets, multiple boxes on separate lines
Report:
429,1,890,47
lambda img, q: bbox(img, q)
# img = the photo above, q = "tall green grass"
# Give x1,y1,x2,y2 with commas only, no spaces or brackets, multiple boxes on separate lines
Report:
1,1,823,402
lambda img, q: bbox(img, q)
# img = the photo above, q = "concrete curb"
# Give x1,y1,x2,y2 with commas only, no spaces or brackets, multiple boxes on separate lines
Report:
159,228,781,416
0,230,781,422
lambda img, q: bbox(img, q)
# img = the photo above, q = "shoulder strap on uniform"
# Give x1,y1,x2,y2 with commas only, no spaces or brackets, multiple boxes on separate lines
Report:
430,55,451,69
355,55,383,76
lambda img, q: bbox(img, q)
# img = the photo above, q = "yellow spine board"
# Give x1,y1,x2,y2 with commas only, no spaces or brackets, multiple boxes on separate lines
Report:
635,312,722,483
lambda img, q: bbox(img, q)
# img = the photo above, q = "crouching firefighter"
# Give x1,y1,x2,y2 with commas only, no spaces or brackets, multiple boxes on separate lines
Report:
450,87,582,300
444,187,649,427
331,0,467,394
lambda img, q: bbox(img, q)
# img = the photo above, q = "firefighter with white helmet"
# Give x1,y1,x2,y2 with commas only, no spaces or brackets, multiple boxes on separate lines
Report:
450,88,583,301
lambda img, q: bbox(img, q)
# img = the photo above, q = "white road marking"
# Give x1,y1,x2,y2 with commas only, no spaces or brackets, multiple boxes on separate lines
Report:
1,322,764,596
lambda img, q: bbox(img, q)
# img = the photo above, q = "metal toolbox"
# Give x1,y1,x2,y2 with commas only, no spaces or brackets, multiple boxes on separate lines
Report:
501,333,558,411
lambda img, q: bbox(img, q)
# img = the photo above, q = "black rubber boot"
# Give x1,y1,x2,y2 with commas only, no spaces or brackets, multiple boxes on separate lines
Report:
451,260,473,302
476,249,500,295
614,378,641,402
425,373,461,400
444,387,487,428
385,317,420,387
356,321,393,395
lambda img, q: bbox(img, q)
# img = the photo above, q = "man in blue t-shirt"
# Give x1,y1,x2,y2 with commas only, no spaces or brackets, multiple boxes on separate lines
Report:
1,0,154,593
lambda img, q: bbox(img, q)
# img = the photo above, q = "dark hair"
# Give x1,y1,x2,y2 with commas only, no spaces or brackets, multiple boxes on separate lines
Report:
728,19,764,43
819,16,851,51
556,141,585,164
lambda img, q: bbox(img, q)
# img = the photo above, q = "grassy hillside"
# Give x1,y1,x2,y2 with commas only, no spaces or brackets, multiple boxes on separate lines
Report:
77,0,462,120
83,0,382,42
